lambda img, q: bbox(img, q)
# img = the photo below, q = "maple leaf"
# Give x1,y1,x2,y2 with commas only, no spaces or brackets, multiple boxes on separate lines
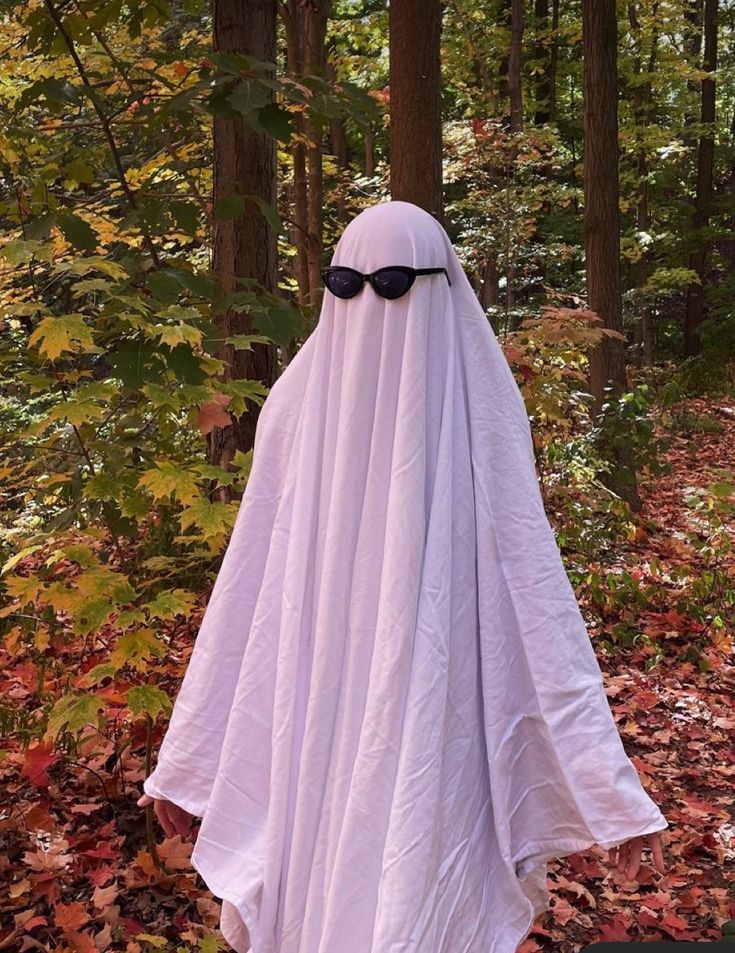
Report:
197,393,233,435
28,314,102,361
21,740,59,788
55,900,90,934
157,833,194,871
597,917,632,942
92,882,119,910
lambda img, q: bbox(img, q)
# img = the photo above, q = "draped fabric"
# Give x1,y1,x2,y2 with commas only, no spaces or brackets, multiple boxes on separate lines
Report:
143,200,668,953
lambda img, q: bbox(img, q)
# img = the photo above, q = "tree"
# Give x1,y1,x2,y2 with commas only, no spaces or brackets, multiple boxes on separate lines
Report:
683,0,718,357
388,0,444,222
582,0,638,506
209,0,280,479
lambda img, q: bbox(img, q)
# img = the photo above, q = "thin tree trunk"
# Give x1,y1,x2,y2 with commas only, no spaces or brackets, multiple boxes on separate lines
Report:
209,0,278,480
506,0,524,327
628,1,659,367
365,123,375,176
389,0,444,222
534,0,550,126
548,0,559,122
508,0,524,134
684,0,718,357
304,0,330,315
582,0,638,506
326,54,350,170
282,0,310,307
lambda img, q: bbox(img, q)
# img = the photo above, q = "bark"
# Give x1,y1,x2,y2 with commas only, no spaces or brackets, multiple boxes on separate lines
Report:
209,0,278,477
280,0,330,315
365,123,376,176
628,1,659,367
549,0,559,122
534,0,551,126
582,0,638,506
304,1,330,316
282,0,309,306
389,0,444,223
683,0,718,357
508,0,524,134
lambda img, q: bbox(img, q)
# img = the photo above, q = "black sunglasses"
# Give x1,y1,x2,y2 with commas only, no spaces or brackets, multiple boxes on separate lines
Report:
321,265,452,300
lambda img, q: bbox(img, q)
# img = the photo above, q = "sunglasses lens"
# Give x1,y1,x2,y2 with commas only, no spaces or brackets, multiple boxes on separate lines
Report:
325,269,362,298
371,269,412,299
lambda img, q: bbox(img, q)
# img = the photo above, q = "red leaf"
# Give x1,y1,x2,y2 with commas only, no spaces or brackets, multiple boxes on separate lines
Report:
597,918,632,943
21,741,58,789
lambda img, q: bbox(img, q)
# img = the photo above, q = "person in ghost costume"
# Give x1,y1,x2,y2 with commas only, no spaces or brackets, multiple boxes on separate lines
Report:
137,200,668,953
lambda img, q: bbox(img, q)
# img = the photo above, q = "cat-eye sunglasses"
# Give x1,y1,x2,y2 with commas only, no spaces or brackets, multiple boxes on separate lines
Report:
321,265,452,301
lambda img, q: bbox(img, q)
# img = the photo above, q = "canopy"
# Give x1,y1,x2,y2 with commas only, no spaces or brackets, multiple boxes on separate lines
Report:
143,199,668,953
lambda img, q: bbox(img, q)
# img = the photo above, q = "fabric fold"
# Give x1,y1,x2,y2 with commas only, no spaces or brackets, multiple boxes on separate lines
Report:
144,199,667,953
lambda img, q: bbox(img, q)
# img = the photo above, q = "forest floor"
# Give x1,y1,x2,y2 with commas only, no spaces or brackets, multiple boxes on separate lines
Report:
1,396,733,953
523,395,735,951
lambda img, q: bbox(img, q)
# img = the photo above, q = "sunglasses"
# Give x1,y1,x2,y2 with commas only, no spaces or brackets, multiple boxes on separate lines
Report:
321,265,452,300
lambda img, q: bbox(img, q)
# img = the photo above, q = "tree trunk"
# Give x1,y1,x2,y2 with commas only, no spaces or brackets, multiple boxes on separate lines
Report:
365,122,376,176
304,1,330,316
683,0,718,357
389,0,444,223
208,0,278,480
282,0,310,307
582,0,638,507
508,0,524,134
549,0,559,122
534,0,550,126
628,1,659,367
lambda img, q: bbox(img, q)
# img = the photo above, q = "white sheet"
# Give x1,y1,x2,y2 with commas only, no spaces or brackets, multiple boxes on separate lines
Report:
143,199,668,953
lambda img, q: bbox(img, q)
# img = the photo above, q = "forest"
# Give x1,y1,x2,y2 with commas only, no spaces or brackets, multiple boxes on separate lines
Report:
0,0,733,951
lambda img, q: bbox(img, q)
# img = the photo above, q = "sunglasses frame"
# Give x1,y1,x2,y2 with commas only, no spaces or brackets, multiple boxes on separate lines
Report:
321,264,452,300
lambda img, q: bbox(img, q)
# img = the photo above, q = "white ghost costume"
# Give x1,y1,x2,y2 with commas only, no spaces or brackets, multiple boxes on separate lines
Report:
143,200,668,953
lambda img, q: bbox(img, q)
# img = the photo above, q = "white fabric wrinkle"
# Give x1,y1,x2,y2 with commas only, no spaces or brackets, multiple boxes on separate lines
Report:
143,200,668,953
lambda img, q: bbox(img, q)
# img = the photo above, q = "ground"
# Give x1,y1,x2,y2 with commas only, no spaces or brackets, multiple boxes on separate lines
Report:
1,397,733,952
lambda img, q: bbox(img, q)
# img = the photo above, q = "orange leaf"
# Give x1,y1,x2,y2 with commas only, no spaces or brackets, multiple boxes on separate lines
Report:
197,393,233,435
54,900,90,933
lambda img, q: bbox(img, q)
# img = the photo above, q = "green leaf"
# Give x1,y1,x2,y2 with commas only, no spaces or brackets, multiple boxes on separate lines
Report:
108,339,163,388
73,598,116,636
244,194,284,235
170,201,201,236
59,257,128,280
78,662,118,687
126,685,173,720
179,497,238,541
64,159,94,186
146,270,183,304
112,629,165,668
56,212,99,251
224,333,274,350
17,77,79,112
153,322,203,348
24,213,55,241
256,102,293,142
45,692,104,741
2,239,54,265
142,588,198,621
164,344,208,384
214,195,245,221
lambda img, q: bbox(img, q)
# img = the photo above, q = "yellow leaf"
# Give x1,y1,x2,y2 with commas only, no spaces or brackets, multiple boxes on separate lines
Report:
138,461,201,505
28,314,102,361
